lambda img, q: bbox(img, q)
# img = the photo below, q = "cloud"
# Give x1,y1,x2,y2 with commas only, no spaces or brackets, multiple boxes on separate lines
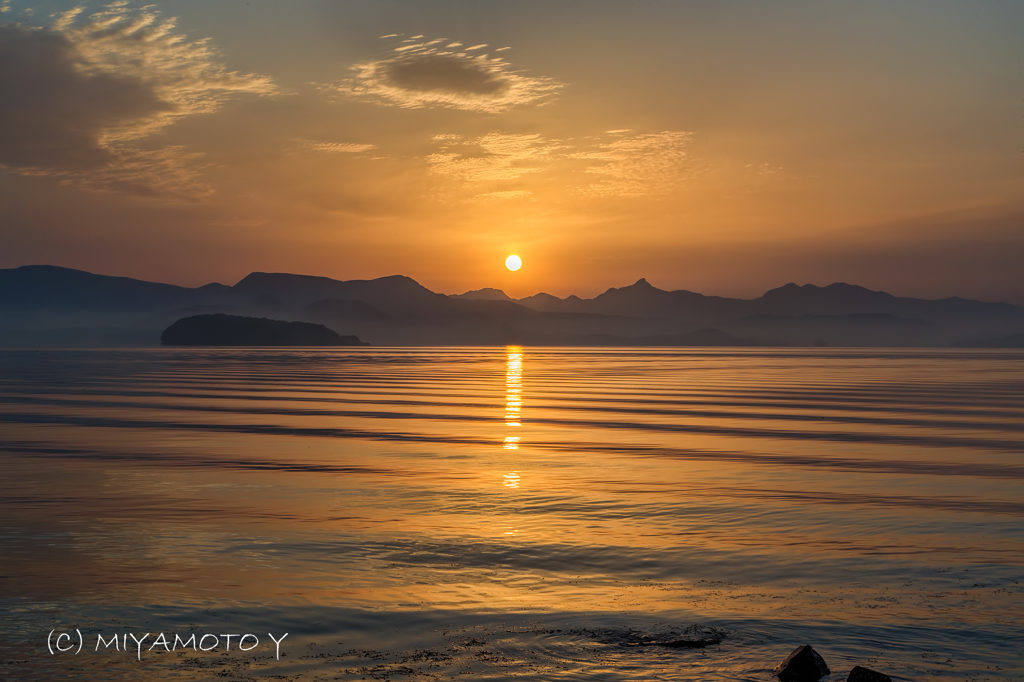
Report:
427,132,564,183
302,141,377,153
477,190,531,200
426,130,693,199
325,37,560,113
0,24,167,171
0,3,275,196
67,146,212,198
572,131,693,197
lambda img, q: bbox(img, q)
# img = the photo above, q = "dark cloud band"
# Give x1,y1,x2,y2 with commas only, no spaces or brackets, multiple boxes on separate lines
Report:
0,6,275,197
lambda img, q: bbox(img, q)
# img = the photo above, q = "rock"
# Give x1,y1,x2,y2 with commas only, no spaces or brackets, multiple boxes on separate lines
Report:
774,645,830,681
847,665,892,682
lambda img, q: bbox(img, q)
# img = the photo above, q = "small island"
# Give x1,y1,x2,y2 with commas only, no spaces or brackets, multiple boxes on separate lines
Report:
161,313,368,346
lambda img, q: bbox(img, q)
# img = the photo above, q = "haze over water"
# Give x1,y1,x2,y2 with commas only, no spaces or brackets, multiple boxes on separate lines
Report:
1,347,1022,680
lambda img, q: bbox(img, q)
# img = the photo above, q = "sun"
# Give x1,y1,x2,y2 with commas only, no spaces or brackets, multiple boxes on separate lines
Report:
505,254,522,271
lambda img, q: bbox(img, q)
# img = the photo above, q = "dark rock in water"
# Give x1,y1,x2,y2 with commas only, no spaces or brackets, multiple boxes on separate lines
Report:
628,637,722,648
774,645,830,681
161,314,368,346
847,665,892,682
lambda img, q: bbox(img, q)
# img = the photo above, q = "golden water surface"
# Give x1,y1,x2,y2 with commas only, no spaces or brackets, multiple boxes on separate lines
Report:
1,347,1022,680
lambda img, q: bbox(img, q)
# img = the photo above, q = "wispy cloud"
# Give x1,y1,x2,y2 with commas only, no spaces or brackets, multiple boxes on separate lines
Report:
572,131,693,197
0,2,275,197
70,146,212,198
477,190,531,200
323,36,560,113
302,141,378,153
427,132,564,183
425,129,694,199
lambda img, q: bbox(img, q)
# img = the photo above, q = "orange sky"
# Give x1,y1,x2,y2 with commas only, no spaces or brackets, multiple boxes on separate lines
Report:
1,1,1022,302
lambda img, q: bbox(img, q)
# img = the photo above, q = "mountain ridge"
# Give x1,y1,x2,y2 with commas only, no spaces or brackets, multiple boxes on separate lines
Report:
1,264,1022,347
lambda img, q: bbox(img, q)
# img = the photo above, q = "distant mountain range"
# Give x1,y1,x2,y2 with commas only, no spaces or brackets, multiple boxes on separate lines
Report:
1,264,1022,347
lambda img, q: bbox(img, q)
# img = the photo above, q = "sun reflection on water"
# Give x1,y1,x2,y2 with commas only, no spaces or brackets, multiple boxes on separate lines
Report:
503,347,523,494
505,345,522,429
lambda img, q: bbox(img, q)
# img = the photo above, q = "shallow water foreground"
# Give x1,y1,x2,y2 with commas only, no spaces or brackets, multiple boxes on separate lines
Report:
1,347,1022,680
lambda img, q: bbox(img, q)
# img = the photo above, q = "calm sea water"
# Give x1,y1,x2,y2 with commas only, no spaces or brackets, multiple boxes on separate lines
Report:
0,347,1021,681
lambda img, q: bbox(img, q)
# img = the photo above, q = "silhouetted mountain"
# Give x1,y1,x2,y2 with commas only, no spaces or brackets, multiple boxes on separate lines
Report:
759,282,895,314
0,265,197,310
453,288,513,301
506,279,1024,345
233,272,453,318
3,264,1023,347
301,298,391,323
249,293,290,311
588,278,753,318
512,279,1024,324
515,292,586,313
161,314,367,346
514,279,750,318
757,282,1021,319
724,313,933,347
